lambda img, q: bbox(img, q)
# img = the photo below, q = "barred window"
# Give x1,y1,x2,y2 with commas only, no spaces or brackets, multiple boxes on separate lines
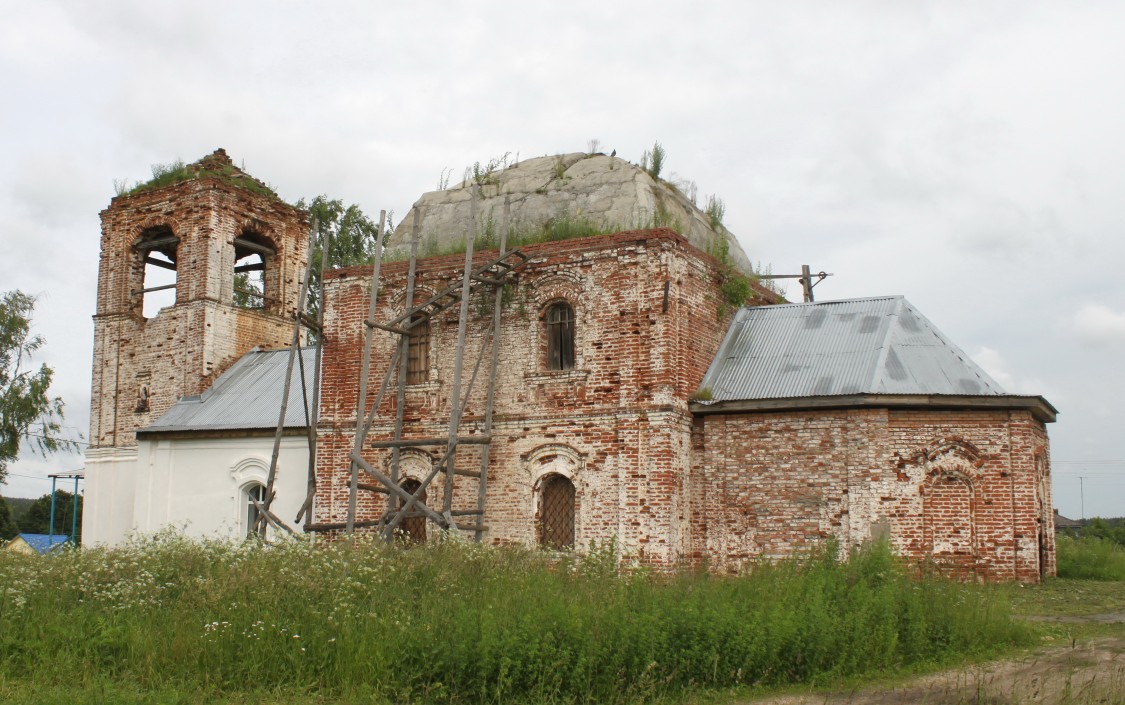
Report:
397,478,427,544
545,302,575,371
538,474,575,550
406,316,429,384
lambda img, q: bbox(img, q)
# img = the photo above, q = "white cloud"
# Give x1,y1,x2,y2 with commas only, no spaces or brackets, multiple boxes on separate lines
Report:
971,347,1016,392
1074,304,1125,346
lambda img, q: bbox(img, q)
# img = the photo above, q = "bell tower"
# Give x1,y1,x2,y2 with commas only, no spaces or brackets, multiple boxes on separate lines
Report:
88,149,308,449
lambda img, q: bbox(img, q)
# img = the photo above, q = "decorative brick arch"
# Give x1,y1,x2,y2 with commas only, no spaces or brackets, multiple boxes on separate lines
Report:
917,439,982,573
232,221,281,311
131,215,185,247
385,449,433,543
130,218,184,317
229,456,271,532
384,284,437,311
384,447,434,484
380,447,435,502
523,443,586,485
523,443,586,549
527,272,583,311
528,275,583,372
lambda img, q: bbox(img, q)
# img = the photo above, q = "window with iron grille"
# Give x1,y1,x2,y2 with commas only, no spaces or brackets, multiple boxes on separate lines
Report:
397,478,427,543
545,301,575,371
538,474,575,549
406,316,429,384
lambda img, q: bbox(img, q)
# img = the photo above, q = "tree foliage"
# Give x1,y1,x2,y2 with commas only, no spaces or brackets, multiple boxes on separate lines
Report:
18,489,82,538
0,291,73,486
295,196,390,317
0,496,17,540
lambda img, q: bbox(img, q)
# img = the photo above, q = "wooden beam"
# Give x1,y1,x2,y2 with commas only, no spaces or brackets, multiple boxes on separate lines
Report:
233,236,275,257
299,312,321,332
234,262,266,273
134,235,179,251
131,283,176,296
364,319,409,336
145,256,177,271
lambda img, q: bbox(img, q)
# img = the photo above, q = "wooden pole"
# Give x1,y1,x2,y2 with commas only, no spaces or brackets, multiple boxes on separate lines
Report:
388,211,423,521
261,220,318,536
344,210,388,535
442,187,478,518
475,197,508,541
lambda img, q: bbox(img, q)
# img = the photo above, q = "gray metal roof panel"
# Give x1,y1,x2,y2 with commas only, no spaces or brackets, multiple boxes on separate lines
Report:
701,296,1005,401
144,347,317,433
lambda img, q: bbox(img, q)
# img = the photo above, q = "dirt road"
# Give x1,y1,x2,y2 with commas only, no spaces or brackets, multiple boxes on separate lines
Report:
745,630,1125,704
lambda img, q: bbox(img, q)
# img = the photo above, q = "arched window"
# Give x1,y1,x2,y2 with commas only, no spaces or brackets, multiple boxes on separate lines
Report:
538,474,575,550
133,225,179,318
397,478,427,544
545,301,575,370
233,229,275,309
406,316,430,384
243,482,266,537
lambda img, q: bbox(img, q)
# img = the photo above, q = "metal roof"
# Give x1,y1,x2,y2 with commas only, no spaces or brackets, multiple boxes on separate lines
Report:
143,347,317,434
701,296,1007,401
16,534,70,554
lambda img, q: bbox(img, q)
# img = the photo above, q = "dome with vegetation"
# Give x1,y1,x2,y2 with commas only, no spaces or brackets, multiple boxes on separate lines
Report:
388,147,758,276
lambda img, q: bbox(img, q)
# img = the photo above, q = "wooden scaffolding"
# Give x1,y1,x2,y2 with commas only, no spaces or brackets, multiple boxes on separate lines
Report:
306,191,526,540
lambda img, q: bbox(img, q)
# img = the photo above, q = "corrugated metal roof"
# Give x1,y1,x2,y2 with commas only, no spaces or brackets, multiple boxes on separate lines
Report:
17,534,70,554
144,347,317,433
701,296,1006,401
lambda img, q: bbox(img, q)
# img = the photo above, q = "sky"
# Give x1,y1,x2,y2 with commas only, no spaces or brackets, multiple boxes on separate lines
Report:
1,1,1122,518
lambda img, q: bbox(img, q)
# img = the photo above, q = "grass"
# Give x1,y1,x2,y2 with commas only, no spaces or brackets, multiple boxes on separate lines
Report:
402,213,617,261
0,537,1034,704
1056,535,1125,581
125,159,279,199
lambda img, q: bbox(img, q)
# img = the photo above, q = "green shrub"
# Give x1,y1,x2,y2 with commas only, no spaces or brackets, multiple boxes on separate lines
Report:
0,535,1033,703
1057,534,1125,580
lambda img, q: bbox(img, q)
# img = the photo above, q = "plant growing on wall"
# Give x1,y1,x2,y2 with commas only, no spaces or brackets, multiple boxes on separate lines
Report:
705,195,725,230
641,141,667,180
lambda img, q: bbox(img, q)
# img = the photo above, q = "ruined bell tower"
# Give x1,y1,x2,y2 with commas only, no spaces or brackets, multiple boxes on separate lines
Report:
88,149,308,450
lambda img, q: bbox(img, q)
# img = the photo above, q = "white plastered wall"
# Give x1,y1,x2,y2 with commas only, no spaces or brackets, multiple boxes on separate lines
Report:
82,435,309,545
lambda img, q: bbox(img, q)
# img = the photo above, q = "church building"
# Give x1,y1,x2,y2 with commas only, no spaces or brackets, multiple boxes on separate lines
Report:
82,150,1057,581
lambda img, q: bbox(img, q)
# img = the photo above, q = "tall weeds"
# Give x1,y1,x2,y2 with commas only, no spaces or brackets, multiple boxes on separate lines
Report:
0,536,1032,703
1057,534,1125,580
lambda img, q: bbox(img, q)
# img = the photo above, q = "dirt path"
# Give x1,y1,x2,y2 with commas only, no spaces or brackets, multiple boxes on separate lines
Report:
743,635,1125,705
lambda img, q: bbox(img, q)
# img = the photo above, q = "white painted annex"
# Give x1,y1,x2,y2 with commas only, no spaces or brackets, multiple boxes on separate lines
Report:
82,348,316,545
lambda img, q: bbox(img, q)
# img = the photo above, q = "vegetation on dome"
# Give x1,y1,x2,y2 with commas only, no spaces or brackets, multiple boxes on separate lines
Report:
117,156,280,200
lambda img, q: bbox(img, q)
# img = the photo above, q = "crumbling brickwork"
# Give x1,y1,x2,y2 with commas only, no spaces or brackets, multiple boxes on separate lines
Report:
691,408,1055,581
316,228,1055,580
89,149,308,449
315,229,761,564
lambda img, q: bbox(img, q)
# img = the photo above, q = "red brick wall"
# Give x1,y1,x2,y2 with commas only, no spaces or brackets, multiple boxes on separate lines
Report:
90,168,308,448
692,407,1054,581
315,229,762,563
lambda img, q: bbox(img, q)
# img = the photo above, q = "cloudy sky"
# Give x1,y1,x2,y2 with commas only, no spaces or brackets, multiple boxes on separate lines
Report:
2,1,1122,518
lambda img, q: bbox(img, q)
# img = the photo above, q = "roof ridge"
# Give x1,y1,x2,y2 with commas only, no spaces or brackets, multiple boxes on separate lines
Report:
867,297,904,392
897,299,1006,394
